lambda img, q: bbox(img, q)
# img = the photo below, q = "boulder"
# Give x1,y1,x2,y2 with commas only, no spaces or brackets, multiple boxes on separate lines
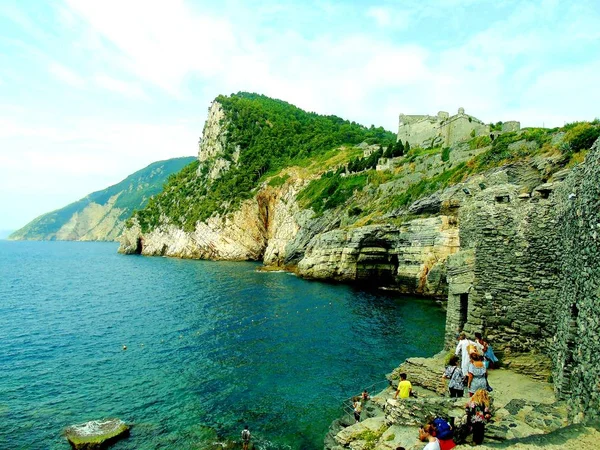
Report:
65,418,129,449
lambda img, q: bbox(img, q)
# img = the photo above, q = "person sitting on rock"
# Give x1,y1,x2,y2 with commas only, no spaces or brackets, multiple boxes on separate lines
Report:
361,389,370,402
393,373,412,399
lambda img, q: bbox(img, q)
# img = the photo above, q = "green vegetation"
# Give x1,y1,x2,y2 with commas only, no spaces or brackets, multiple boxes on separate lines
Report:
10,157,195,240
441,147,451,162
268,173,290,187
390,163,468,209
354,426,387,450
297,171,368,215
131,92,395,232
563,122,600,152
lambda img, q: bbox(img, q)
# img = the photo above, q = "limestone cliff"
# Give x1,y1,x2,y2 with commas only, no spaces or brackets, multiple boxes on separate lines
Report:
121,93,598,306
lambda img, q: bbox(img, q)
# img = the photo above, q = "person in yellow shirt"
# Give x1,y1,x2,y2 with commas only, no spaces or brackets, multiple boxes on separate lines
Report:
394,373,413,399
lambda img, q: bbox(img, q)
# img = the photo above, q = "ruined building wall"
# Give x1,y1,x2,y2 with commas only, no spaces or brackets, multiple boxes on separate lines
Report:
553,138,600,422
443,139,600,420
445,178,561,380
398,108,490,149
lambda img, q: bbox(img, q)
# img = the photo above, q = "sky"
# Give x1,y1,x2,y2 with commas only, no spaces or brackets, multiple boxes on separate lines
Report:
1,0,599,231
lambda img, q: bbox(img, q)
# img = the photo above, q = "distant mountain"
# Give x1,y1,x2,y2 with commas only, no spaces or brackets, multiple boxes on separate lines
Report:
9,156,196,241
0,230,15,240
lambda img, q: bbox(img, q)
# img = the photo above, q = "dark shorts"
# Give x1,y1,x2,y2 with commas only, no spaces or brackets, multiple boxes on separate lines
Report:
449,387,464,398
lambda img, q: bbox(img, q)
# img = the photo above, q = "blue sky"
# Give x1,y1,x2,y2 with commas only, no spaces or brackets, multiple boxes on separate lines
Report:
1,0,599,231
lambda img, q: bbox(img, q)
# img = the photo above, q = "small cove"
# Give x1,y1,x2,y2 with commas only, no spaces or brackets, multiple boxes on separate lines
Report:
0,241,445,449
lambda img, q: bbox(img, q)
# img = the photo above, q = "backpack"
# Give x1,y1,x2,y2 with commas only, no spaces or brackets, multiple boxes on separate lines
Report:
242,429,251,441
432,417,453,440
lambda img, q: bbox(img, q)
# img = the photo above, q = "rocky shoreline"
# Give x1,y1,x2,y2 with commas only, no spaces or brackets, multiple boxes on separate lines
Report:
323,353,591,450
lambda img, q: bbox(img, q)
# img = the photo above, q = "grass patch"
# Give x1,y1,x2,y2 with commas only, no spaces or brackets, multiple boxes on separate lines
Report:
267,173,290,187
297,172,368,215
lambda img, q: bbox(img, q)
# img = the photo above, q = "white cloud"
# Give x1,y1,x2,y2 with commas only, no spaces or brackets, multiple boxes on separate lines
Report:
64,0,237,96
93,74,148,100
48,61,86,88
366,7,391,27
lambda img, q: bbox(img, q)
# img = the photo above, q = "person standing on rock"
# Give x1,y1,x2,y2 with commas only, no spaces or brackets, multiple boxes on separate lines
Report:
455,332,473,378
465,389,492,445
352,397,362,423
241,425,251,450
393,373,413,399
442,355,465,397
467,353,487,396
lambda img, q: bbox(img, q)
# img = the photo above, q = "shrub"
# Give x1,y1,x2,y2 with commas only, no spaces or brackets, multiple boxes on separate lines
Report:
441,147,451,162
564,122,600,152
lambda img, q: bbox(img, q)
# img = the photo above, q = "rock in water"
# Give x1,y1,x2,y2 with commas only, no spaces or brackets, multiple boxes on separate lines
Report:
65,418,129,449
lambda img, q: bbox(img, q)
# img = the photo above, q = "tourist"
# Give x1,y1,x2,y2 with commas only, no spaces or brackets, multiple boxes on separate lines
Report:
442,355,465,397
419,423,441,450
353,397,362,423
241,425,251,450
362,389,370,402
474,333,499,369
393,373,412,399
455,332,473,378
465,389,492,445
467,353,487,396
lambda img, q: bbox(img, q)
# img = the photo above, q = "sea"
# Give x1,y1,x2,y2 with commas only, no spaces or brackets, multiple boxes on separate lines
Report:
0,241,445,449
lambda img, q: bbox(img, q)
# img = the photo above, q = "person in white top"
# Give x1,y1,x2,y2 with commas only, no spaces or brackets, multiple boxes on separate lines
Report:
419,424,441,450
455,332,473,377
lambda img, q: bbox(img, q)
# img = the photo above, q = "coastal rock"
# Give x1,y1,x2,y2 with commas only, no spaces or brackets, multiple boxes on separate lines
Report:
64,418,129,449
297,216,459,296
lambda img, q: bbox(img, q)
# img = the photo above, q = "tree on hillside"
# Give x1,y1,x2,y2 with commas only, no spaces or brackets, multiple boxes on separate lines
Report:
383,143,393,158
392,139,405,157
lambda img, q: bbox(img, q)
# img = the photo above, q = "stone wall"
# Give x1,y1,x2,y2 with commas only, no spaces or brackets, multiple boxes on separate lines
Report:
398,108,490,149
442,138,600,421
552,138,600,422
444,166,562,380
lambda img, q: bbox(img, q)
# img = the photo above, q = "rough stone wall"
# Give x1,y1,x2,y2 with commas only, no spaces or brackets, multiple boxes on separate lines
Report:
443,113,489,148
553,138,600,422
444,176,562,379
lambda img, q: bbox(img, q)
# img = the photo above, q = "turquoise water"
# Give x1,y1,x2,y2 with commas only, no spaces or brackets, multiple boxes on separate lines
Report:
0,241,445,449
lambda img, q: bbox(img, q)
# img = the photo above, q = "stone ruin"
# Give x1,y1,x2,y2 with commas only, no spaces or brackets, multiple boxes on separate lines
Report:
443,138,600,423
397,107,520,149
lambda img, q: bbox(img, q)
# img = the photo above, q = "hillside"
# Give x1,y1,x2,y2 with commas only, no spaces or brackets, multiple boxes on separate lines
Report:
120,93,598,296
10,156,195,241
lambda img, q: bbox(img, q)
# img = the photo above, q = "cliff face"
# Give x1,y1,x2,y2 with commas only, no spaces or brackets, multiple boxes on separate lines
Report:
9,157,195,242
120,172,305,261
120,94,596,306
297,216,459,296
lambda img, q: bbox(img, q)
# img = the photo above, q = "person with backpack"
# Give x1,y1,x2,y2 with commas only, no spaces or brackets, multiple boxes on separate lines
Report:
432,417,456,450
241,425,251,450
442,355,465,397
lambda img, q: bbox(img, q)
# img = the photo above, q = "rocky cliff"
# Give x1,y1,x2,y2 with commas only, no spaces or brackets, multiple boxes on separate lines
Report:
10,157,195,241
120,94,597,305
